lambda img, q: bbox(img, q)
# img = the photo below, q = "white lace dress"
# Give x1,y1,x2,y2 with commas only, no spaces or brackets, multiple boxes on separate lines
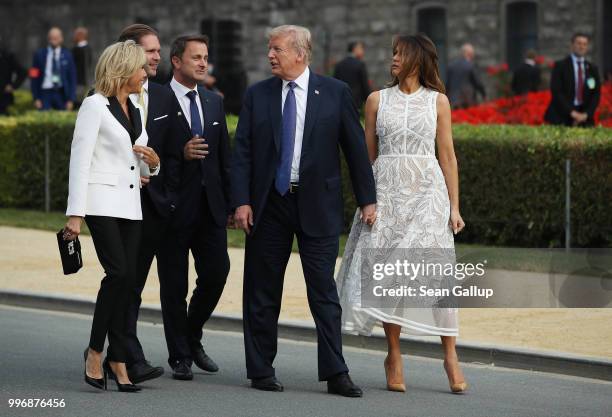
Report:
336,85,459,336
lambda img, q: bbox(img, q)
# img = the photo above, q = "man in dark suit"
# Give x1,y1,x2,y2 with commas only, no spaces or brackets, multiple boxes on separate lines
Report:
30,27,77,111
333,41,371,110
545,33,601,127
157,34,231,381
117,24,181,384
71,27,93,105
0,43,26,115
511,49,541,95
446,43,486,108
232,25,376,397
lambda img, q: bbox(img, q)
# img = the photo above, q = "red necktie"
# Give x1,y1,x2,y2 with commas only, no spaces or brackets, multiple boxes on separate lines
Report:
577,60,584,104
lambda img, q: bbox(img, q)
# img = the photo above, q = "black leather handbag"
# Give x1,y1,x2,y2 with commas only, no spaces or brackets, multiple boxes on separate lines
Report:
56,229,83,275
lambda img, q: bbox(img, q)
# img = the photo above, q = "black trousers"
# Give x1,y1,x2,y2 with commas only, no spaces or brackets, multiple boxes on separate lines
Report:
124,193,169,366
157,189,229,366
85,216,142,362
243,189,349,381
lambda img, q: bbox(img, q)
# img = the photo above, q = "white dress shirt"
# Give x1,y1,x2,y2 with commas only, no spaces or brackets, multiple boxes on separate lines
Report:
281,67,309,182
129,79,149,114
170,77,204,132
42,46,62,89
570,53,585,106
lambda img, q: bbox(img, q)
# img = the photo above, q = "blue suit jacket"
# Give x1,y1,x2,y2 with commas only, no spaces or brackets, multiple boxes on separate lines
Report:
31,47,77,102
231,70,376,237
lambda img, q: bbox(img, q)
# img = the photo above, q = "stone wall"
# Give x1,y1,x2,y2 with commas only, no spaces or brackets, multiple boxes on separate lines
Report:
0,0,605,102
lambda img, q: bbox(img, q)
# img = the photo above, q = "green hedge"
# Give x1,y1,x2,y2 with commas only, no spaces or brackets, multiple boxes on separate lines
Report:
6,90,36,116
451,125,612,247
0,111,75,211
0,112,610,247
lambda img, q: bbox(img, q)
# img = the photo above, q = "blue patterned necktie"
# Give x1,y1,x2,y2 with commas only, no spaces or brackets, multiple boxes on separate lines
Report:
186,90,203,137
275,81,297,195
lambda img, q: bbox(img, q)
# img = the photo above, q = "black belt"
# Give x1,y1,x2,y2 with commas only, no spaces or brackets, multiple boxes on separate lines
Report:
288,182,299,194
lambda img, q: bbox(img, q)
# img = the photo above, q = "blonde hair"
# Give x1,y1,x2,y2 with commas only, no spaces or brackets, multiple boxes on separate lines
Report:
268,25,312,63
94,40,146,97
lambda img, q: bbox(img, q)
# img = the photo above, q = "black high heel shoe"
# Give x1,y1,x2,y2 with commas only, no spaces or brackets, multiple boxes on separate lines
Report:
103,358,141,392
83,348,105,390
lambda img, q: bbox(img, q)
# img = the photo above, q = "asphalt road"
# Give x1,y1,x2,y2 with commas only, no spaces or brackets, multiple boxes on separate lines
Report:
0,305,610,417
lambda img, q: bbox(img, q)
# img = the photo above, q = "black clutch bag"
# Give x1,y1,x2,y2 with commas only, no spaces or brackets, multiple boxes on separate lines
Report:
56,229,83,275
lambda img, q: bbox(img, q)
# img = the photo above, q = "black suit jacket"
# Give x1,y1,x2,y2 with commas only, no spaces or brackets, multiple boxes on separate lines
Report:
544,56,601,126
143,81,181,218
167,86,231,229
333,56,371,109
511,62,541,95
71,44,93,87
0,48,26,110
231,70,376,237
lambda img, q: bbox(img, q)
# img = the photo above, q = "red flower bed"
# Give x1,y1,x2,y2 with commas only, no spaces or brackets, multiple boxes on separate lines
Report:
452,82,612,127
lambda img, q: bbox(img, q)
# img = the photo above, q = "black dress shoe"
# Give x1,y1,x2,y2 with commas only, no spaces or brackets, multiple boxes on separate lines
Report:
251,376,284,392
128,361,164,384
172,360,193,381
327,373,363,397
192,347,219,373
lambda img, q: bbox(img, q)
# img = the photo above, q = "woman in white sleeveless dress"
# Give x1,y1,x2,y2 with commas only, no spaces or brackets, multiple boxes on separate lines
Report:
336,34,467,393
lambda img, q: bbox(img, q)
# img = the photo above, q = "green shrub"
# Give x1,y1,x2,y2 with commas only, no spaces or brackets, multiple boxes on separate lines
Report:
452,125,612,247
0,111,75,210
7,90,36,116
1,113,610,247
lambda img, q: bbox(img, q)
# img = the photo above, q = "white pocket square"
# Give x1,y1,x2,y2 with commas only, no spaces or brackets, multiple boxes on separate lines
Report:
153,114,168,121
213,121,220,126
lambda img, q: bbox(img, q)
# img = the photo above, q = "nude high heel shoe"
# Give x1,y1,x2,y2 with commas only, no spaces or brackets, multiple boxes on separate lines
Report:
450,381,468,393
384,356,406,392
444,358,468,394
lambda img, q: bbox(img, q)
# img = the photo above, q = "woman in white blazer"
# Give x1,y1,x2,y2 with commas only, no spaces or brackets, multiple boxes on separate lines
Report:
63,41,160,392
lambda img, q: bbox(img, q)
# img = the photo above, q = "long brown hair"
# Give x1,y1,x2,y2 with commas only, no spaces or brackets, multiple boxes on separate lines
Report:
388,33,445,93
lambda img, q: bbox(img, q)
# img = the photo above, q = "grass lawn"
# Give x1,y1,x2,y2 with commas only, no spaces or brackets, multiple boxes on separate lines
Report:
1,208,608,275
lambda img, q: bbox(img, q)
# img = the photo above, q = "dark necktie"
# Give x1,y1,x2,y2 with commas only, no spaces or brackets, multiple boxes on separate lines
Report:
275,81,297,195
186,90,206,185
576,60,584,104
186,90,203,137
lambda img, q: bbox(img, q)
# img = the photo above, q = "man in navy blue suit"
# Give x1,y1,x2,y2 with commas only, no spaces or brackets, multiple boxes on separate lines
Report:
232,25,376,397
157,34,231,381
30,27,77,111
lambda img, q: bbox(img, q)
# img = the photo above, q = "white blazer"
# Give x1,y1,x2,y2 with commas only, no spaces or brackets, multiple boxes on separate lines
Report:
66,93,159,220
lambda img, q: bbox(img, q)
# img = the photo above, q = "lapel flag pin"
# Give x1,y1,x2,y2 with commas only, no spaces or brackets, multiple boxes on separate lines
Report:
178,111,182,116
315,90,320,95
